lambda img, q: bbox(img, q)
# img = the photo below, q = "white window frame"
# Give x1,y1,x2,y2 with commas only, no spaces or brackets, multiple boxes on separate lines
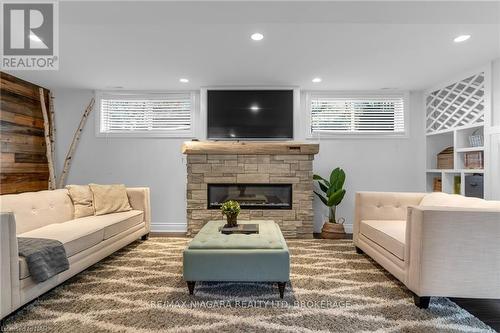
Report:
303,91,410,139
95,90,198,138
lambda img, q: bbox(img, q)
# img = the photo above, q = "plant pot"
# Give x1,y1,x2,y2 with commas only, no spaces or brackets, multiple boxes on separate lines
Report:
226,215,238,227
321,222,346,239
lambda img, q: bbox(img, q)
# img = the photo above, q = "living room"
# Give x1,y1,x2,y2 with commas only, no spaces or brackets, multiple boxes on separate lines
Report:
1,1,499,332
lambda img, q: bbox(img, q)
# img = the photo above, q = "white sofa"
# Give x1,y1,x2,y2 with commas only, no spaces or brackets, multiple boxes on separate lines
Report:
353,191,500,308
0,187,151,319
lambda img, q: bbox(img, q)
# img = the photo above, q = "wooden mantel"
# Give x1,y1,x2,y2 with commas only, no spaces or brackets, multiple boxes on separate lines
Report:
182,141,319,155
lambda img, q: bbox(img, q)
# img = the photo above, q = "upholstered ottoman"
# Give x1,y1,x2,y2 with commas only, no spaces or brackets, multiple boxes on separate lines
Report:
183,220,290,298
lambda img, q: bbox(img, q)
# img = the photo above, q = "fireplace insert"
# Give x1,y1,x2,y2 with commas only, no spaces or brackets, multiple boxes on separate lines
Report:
207,184,292,209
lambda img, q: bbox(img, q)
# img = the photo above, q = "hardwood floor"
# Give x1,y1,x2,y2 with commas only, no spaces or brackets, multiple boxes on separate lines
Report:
451,298,500,332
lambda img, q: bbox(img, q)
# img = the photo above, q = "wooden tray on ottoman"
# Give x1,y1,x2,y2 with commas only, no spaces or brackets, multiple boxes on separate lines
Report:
220,224,259,235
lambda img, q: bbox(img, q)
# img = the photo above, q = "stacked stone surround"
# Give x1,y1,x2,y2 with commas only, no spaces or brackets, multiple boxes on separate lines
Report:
185,151,317,239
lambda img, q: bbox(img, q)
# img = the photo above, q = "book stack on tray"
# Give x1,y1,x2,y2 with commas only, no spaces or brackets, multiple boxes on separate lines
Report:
220,224,259,235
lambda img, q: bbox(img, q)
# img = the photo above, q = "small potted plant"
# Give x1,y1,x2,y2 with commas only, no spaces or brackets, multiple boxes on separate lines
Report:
220,200,241,228
313,167,347,239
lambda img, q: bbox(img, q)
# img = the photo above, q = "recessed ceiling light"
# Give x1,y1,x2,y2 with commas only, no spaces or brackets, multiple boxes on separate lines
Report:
251,33,264,41
29,34,42,42
312,77,322,83
250,105,260,113
454,35,471,43
179,78,189,83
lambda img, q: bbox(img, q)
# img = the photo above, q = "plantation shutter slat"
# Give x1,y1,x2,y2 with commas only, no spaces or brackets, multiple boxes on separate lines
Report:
100,93,192,134
310,95,405,134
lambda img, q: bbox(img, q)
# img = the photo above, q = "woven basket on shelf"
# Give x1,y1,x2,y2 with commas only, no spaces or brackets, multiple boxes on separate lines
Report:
433,177,442,192
437,147,454,169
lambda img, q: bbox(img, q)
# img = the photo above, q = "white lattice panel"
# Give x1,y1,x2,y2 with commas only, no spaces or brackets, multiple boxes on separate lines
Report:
426,72,485,133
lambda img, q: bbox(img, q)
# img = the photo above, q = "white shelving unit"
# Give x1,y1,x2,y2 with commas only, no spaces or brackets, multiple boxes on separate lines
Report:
425,68,491,198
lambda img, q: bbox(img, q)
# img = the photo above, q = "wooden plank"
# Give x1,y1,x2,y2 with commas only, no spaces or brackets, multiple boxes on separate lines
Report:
0,120,45,136
0,110,44,128
2,142,46,154
182,141,320,155
14,152,47,163
0,90,44,119
0,132,46,146
1,153,15,163
0,72,44,101
0,181,49,194
1,162,49,173
1,172,49,183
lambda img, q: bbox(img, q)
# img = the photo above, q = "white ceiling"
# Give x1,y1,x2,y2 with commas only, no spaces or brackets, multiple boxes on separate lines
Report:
8,1,500,91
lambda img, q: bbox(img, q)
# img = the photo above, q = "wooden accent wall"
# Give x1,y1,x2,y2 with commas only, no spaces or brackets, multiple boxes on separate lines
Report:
1,72,50,194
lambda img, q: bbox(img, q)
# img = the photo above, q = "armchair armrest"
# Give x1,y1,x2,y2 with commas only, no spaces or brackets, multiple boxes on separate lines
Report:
354,192,425,243
126,187,151,232
406,206,500,298
0,212,20,319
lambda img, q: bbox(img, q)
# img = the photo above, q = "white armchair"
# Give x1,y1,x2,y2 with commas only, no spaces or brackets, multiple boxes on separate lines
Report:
353,191,500,308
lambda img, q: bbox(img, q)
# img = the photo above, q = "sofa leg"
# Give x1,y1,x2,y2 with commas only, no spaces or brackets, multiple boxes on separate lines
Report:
414,295,431,309
355,246,364,254
277,282,286,299
141,233,149,241
187,281,196,295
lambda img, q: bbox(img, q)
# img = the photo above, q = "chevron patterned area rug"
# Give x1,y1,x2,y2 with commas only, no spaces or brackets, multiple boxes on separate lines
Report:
2,238,494,333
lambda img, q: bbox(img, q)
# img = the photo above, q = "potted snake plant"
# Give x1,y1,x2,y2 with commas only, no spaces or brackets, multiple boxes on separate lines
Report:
313,167,347,239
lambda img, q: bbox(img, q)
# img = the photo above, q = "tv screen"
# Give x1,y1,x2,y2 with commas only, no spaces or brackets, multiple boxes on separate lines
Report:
207,90,293,140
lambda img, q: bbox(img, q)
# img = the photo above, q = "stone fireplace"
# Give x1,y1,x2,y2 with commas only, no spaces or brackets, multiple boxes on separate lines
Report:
183,141,320,238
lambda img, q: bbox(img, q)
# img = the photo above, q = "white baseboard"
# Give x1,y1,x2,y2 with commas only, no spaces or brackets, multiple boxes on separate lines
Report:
150,222,187,233
151,222,352,235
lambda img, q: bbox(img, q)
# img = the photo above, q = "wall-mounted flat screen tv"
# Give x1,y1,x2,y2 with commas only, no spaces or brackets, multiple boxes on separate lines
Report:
207,89,293,140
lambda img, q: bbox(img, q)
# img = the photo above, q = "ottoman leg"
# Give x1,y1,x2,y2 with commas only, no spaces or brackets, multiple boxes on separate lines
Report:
187,281,196,295
277,282,286,299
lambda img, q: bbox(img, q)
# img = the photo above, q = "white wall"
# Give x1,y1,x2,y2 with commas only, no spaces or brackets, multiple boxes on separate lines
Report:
53,89,188,232
489,59,500,200
53,89,425,233
492,58,500,128
310,91,426,232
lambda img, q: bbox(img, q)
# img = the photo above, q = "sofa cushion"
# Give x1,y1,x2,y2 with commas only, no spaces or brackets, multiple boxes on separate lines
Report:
420,192,500,209
18,210,144,279
360,220,406,260
75,210,144,240
66,184,95,218
89,184,132,216
1,189,74,234
18,220,104,258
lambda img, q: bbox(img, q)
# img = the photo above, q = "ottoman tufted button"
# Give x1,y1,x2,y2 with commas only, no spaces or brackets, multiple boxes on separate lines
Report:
376,203,382,208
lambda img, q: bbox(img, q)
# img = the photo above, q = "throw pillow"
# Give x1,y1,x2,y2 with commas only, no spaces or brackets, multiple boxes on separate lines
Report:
89,184,132,216
66,184,95,218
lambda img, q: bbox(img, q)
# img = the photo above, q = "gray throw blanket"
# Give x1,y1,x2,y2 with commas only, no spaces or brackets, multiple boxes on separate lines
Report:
18,237,69,283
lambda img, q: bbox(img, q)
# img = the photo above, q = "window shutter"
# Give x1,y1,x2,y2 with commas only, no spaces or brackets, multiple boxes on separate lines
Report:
310,95,405,134
100,93,192,135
